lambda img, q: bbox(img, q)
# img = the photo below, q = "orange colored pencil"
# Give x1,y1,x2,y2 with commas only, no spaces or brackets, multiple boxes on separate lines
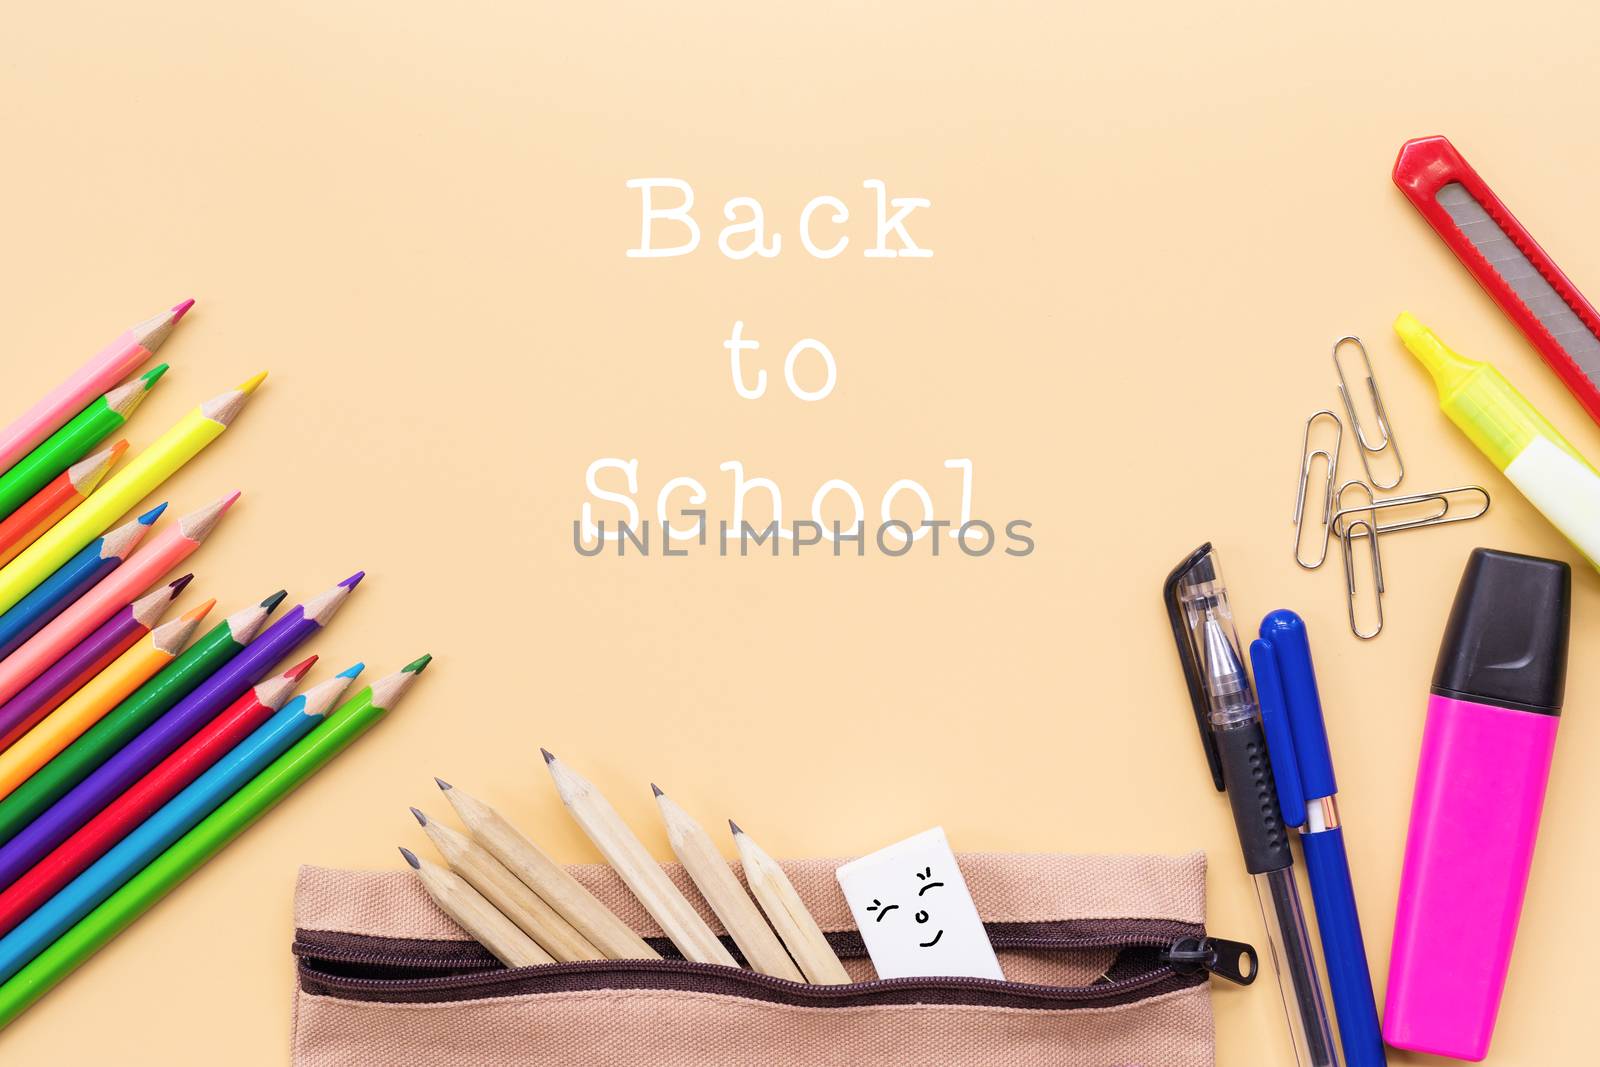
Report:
0,443,126,569
0,602,212,801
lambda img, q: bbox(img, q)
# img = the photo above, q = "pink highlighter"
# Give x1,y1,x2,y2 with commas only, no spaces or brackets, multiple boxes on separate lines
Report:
1385,548,1572,1061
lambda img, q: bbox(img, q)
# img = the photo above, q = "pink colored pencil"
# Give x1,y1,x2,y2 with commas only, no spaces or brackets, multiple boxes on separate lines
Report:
0,301,193,474
0,492,237,709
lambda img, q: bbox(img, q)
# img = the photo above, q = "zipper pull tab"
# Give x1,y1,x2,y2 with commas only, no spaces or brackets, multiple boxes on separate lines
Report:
1162,936,1258,986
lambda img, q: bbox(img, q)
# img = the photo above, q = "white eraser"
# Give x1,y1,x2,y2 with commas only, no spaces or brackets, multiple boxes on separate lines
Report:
835,827,1003,981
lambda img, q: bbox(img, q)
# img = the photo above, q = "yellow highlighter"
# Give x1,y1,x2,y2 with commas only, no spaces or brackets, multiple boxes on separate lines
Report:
1396,313,1600,570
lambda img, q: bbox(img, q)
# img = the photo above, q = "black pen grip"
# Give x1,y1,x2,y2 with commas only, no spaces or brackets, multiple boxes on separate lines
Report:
1215,722,1294,874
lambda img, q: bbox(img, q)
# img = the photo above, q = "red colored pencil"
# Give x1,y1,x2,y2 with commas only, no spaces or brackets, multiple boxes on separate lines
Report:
0,442,126,569
0,577,191,752
0,655,319,939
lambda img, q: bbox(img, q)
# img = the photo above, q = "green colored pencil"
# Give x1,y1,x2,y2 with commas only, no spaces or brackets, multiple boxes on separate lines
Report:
0,366,167,525
0,654,431,1028
0,591,284,848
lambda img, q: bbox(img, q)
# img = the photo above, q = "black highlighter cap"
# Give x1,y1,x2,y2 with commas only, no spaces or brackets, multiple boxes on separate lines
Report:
1432,548,1571,715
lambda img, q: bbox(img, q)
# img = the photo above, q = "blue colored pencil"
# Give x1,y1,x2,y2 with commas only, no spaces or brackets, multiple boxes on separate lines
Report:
0,665,363,983
0,504,165,661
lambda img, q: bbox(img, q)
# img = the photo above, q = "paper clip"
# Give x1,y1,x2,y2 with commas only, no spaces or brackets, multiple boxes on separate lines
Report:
1341,515,1385,640
1333,336,1404,490
1330,482,1491,539
1293,411,1343,569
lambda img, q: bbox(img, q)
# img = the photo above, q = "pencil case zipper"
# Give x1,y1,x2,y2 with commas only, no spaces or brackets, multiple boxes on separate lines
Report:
295,918,1255,1010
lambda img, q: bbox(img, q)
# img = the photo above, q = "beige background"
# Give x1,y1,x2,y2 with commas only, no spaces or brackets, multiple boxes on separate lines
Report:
2,2,1598,1063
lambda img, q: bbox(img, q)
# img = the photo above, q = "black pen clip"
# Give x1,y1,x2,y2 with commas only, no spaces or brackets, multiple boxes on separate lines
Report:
1163,542,1225,792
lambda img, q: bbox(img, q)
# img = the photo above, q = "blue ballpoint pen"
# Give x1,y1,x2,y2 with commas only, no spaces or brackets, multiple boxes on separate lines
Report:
1252,610,1385,1067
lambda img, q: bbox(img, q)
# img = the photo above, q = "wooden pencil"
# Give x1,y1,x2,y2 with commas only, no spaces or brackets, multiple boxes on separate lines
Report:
0,577,191,752
730,821,851,984
401,847,553,968
0,505,164,662
542,749,735,966
0,373,264,617
0,366,165,526
411,807,603,962
653,785,803,981
0,442,126,569
0,491,240,709
0,656,320,941
0,603,212,800
436,779,658,960
0,300,191,475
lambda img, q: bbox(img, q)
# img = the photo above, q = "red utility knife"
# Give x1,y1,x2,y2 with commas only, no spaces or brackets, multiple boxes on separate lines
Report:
1393,135,1600,426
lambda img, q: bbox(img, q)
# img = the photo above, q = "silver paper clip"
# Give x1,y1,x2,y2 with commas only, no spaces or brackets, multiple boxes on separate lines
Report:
1341,514,1385,640
1293,411,1343,569
1333,336,1404,490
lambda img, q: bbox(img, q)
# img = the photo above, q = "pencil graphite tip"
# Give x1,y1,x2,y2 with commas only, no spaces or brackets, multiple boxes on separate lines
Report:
340,571,366,590
434,777,452,791
540,748,556,765
403,653,432,674
183,598,219,622
410,807,428,827
138,502,169,525
285,655,319,680
142,363,170,389
107,439,131,461
220,490,243,511
728,820,743,836
399,846,421,869
170,298,196,323
260,589,289,612
337,662,366,680
169,573,195,597
238,370,268,396
650,783,664,798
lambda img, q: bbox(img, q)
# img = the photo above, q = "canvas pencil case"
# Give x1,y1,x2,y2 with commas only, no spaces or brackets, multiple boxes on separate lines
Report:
292,850,1247,1066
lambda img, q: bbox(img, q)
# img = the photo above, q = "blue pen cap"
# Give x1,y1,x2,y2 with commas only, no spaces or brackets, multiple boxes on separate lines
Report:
1250,637,1307,826
1260,610,1338,800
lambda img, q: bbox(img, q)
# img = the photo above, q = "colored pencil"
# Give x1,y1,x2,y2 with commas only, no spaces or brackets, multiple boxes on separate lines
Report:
0,577,191,752
0,373,264,616
0,653,429,1027
542,749,736,966
0,575,358,883
655,786,803,980
0,301,191,476
0,505,164,661
437,779,658,960
0,656,319,940
0,591,283,853
401,846,553,968
0,665,363,982
0,443,125,569
0,492,239,709
730,822,850,984
0,366,166,525
0,603,211,800
411,806,602,962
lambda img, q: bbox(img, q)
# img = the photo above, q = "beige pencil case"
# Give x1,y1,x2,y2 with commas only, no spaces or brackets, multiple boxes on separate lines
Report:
291,851,1249,1066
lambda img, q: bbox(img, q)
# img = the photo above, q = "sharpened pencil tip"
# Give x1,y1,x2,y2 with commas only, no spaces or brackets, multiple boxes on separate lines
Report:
540,748,556,765
169,573,195,596
340,571,366,590
434,777,452,791
171,298,195,323
237,370,268,395
260,590,288,612
107,439,130,460
143,363,170,388
336,662,366,680
399,846,420,869
403,654,432,673
728,820,743,835
410,807,427,827
285,655,319,680
219,490,243,511
182,599,218,624
138,502,169,525
651,783,664,798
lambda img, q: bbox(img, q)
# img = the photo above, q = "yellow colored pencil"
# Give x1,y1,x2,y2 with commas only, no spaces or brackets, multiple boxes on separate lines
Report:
0,376,264,617
0,602,212,801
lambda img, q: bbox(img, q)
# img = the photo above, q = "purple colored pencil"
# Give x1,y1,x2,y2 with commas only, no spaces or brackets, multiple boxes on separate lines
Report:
0,577,192,752
0,572,362,887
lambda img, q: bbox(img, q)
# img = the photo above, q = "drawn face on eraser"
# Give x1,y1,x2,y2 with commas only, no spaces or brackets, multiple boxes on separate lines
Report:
835,827,1004,981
